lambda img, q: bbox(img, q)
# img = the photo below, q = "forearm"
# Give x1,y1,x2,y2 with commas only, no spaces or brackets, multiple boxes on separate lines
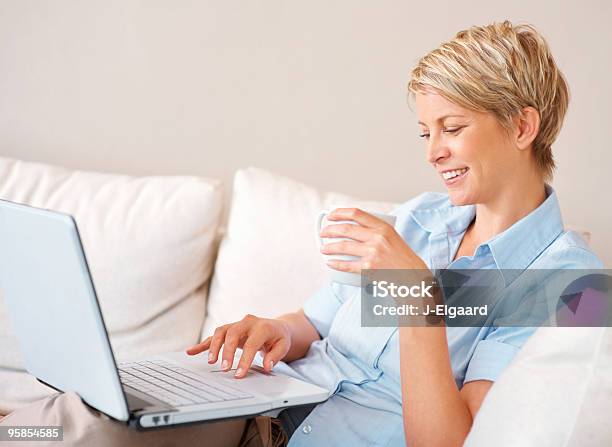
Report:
399,326,473,447
277,309,321,362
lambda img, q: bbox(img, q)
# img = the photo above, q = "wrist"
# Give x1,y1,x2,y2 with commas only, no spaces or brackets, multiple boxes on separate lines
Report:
276,317,293,344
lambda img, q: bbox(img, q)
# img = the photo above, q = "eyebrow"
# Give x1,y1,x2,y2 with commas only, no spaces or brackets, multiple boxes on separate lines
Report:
418,114,467,126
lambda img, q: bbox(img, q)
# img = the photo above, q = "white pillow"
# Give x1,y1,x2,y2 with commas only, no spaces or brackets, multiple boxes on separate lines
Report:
465,326,612,446
0,156,223,413
201,167,397,337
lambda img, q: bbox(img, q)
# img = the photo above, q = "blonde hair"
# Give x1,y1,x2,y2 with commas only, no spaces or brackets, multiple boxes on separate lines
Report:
408,21,569,181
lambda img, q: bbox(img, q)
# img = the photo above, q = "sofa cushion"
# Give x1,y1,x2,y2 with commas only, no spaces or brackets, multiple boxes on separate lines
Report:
465,326,612,446
201,167,397,337
0,156,223,414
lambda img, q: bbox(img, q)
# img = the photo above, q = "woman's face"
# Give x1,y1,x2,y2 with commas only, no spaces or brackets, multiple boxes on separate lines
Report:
415,91,522,206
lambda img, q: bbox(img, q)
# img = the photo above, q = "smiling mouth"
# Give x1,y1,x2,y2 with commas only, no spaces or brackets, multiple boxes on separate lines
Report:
441,167,469,184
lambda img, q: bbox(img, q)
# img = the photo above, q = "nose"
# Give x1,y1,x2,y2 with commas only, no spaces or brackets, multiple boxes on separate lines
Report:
426,135,451,166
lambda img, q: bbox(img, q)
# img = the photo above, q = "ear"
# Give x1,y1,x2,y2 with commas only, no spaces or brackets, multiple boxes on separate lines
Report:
514,106,541,151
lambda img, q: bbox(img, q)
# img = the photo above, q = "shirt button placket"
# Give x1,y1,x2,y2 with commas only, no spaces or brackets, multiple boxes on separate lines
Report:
429,232,450,270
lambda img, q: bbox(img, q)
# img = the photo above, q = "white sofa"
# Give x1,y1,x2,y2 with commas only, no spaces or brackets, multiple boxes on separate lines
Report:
0,156,610,446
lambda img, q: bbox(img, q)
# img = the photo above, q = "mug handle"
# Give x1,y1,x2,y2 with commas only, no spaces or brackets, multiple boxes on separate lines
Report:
315,210,329,248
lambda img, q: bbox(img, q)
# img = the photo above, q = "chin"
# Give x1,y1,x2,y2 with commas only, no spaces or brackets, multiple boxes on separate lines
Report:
447,190,476,206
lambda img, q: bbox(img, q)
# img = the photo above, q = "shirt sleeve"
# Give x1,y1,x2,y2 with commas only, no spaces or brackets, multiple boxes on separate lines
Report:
302,283,345,338
463,326,536,385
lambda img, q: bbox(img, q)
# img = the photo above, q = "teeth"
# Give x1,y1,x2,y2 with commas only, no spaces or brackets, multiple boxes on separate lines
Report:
442,168,468,180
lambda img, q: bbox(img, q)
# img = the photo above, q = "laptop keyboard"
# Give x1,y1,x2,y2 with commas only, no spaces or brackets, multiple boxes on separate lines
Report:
118,360,253,407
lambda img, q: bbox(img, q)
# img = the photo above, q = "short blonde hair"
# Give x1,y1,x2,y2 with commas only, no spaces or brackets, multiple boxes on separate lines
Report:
408,21,569,181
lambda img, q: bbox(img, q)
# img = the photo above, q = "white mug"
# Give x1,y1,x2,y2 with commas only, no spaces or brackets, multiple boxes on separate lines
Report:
316,209,397,287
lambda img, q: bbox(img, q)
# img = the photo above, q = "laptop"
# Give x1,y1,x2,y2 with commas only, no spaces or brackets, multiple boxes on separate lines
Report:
0,199,328,429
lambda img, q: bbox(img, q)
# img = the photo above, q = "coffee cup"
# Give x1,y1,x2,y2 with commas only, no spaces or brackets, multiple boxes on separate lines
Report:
316,209,397,286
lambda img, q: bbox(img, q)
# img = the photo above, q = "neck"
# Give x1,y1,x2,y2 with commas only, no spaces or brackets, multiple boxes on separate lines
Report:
471,173,547,243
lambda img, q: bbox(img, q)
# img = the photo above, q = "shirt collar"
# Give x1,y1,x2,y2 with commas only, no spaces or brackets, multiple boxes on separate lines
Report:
410,185,564,284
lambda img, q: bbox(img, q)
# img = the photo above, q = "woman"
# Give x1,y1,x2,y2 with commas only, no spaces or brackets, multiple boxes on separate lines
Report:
0,21,602,447
186,21,602,446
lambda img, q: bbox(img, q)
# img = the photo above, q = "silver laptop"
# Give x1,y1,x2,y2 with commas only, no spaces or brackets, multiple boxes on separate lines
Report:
0,199,328,429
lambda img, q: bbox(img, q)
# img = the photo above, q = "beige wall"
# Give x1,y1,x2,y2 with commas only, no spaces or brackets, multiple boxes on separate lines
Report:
0,0,610,266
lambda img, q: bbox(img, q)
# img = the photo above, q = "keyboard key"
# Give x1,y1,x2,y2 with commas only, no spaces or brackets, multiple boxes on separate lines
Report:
118,360,251,407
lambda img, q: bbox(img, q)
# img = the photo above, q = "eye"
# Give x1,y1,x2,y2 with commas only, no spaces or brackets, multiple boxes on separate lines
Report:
419,133,430,139
443,126,463,134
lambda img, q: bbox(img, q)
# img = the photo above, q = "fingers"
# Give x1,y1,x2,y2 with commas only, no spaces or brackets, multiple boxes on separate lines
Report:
208,325,230,364
326,208,388,229
185,315,289,380
262,339,289,373
234,332,267,378
220,325,245,371
319,223,371,241
325,258,362,273
321,239,370,257
236,337,289,378
185,336,212,356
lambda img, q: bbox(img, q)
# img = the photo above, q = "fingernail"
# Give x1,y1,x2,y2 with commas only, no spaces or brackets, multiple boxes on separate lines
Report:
235,368,243,378
208,353,214,362
269,360,275,371
221,359,229,370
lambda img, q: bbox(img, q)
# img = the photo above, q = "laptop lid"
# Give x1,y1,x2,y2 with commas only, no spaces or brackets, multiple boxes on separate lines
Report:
0,200,129,421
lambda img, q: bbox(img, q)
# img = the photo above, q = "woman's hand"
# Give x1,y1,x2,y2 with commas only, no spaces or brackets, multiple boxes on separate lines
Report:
320,208,428,272
186,314,292,378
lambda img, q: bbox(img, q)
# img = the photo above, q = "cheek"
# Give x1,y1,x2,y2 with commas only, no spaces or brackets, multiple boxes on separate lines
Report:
455,129,508,171
451,133,500,189
449,132,482,164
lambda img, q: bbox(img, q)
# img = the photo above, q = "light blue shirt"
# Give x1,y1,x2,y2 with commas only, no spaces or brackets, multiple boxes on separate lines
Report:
273,185,603,446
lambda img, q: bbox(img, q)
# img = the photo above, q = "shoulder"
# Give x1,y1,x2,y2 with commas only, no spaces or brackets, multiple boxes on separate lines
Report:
533,230,604,269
